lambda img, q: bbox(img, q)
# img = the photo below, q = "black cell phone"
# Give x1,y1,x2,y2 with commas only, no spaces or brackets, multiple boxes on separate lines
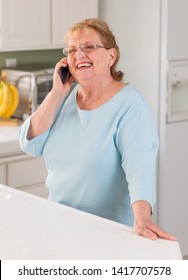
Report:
58,66,71,84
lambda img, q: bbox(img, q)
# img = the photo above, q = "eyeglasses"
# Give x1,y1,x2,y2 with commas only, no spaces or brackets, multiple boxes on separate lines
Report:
63,42,107,56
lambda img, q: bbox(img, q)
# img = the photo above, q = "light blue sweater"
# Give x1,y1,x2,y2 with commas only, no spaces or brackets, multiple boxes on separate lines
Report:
19,84,159,226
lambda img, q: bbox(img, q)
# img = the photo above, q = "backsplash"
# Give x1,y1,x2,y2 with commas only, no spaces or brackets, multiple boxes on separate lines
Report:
0,49,63,69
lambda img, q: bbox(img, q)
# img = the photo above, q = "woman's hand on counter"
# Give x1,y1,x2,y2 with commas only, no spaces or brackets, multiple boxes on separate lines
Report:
132,200,177,241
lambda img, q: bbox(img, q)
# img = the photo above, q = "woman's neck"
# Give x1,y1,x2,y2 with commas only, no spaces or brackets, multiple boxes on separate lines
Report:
77,78,126,110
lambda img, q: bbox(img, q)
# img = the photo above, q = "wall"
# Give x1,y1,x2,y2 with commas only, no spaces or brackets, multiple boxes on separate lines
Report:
99,0,160,126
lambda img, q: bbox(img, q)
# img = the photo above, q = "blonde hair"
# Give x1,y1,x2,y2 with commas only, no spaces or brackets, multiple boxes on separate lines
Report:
65,18,124,81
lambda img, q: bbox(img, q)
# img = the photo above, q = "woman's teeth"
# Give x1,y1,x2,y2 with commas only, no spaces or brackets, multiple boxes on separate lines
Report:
77,63,92,69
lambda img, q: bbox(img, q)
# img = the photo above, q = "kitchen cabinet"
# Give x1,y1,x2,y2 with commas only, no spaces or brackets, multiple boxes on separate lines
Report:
52,0,99,46
0,154,48,198
0,164,6,185
0,0,99,51
0,0,51,51
0,126,48,198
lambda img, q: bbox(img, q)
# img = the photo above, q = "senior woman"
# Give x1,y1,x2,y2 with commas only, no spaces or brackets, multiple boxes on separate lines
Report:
19,18,176,241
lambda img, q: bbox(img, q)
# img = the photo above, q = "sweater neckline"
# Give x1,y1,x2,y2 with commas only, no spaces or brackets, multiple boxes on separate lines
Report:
73,83,131,113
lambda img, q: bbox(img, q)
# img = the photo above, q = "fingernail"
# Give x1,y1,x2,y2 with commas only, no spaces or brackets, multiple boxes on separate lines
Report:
151,234,157,240
172,236,178,241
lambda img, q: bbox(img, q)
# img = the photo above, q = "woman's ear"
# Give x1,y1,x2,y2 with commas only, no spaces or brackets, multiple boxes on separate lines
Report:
108,48,117,67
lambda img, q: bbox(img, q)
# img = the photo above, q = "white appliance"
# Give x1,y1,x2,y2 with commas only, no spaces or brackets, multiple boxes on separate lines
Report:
100,0,188,257
158,0,188,258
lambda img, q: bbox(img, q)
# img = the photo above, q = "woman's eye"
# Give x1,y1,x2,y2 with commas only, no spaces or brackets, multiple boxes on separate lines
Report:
69,48,76,54
85,45,95,50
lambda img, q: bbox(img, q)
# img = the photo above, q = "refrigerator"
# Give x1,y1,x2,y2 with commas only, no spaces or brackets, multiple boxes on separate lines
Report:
159,0,188,258
100,0,188,257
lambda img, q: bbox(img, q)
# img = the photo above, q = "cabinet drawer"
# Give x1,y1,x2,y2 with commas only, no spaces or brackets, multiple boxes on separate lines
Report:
7,157,47,188
18,183,49,198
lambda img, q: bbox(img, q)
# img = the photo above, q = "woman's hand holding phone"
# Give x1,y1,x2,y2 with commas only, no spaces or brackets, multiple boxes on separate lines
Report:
27,58,73,140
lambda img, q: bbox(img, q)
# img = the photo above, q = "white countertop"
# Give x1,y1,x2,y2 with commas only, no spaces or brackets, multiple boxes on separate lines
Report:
0,184,182,260
0,126,22,156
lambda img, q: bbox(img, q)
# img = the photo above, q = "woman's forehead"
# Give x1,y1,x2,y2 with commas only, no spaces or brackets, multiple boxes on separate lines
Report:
68,28,101,44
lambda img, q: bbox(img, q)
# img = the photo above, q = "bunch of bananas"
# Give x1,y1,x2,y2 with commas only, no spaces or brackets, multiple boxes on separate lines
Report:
0,80,19,118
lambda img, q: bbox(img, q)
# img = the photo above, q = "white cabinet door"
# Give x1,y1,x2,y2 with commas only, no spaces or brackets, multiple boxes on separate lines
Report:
0,0,51,51
52,0,99,46
0,0,98,51
0,164,6,185
7,157,47,188
1,154,48,198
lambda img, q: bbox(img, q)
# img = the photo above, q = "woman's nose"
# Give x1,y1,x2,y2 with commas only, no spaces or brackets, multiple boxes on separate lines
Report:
75,47,86,59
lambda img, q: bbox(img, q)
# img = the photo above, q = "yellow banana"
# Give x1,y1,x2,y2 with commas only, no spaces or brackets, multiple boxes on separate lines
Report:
0,81,12,117
3,84,19,118
0,82,4,105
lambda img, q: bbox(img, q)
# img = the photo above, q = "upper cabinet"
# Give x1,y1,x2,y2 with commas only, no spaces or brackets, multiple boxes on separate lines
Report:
0,0,99,51
52,0,99,46
0,0,51,51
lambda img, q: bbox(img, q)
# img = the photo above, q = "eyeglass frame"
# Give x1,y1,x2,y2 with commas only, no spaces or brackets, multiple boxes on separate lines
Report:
62,42,109,56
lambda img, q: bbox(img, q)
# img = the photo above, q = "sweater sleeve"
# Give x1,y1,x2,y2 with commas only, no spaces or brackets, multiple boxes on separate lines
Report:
19,84,78,157
19,116,50,157
115,96,159,209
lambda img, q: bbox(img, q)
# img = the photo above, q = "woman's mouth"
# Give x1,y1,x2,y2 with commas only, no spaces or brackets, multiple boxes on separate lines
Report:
77,63,93,69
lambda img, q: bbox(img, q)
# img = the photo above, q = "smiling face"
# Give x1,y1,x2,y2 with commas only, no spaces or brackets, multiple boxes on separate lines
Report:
67,28,117,85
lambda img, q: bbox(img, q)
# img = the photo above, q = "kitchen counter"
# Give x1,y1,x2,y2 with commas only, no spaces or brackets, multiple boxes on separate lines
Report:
0,126,22,157
0,184,182,260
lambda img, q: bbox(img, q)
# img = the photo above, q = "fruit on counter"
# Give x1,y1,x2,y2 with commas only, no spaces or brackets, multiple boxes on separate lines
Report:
3,84,19,118
0,80,19,118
